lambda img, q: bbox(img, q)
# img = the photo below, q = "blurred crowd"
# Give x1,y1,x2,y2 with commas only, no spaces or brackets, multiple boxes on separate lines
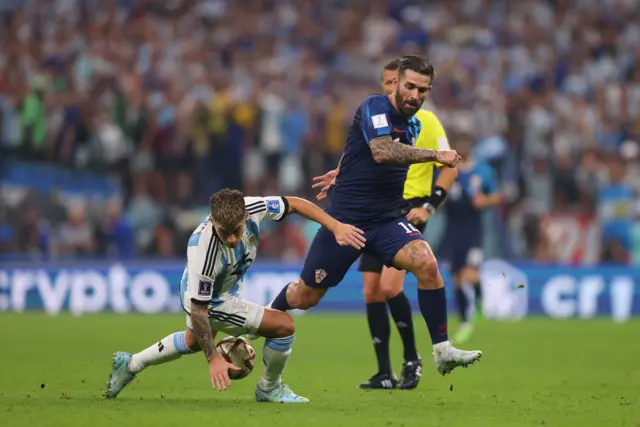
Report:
1,0,639,264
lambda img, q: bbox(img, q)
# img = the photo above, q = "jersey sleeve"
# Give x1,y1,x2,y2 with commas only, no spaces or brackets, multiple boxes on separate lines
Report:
359,97,393,143
186,226,220,303
471,163,498,195
245,196,289,223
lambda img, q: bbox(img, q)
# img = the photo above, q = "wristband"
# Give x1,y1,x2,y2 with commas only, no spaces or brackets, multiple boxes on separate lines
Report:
429,186,447,209
422,202,435,214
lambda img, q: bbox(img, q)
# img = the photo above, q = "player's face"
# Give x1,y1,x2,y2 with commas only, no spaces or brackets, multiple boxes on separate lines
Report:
394,70,432,117
381,70,397,96
214,216,247,249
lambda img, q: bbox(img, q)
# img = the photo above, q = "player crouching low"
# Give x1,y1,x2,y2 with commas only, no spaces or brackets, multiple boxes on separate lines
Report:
104,189,365,403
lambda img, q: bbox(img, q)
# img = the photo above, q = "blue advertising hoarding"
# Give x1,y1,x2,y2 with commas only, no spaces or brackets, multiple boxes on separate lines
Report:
0,260,639,321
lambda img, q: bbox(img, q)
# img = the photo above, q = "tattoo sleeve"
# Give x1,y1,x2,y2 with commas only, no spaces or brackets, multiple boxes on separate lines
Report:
191,300,217,363
369,135,438,165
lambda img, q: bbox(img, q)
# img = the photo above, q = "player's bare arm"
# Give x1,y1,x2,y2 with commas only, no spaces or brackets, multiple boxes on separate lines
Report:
191,299,239,391
407,166,458,225
284,197,366,249
369,135,461,167
191,301,217,362
472,191,503,209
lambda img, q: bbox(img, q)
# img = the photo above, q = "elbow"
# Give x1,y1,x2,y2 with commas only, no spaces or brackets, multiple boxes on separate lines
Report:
284,196,300,214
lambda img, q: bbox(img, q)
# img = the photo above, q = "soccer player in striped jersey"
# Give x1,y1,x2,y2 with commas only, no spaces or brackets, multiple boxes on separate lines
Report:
104,189,365,403
313,58,458,390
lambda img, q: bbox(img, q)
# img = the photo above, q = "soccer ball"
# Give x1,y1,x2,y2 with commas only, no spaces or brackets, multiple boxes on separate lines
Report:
216,336,256,380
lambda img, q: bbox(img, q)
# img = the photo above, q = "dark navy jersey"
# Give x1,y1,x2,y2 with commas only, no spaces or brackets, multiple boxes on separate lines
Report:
444,161,498,236
326,95,421,226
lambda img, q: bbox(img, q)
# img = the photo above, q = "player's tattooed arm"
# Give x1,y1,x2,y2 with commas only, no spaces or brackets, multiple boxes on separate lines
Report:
191,300,217,362
369,135,460,167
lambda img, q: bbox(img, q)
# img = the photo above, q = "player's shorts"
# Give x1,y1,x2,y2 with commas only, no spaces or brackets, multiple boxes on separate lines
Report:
438,234,483,274
185,296,265,337
301,217,425,289
358,221,426,274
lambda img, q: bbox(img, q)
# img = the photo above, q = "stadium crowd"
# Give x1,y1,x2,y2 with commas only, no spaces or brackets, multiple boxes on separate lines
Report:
0,0,639,264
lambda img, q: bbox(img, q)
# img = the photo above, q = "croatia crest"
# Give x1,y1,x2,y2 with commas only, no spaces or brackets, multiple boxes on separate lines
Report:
315,269,327,284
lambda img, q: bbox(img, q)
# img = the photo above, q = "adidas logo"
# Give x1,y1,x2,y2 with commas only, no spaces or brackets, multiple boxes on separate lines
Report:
382,379,394,389
372,337,383,345
396,321,408,328
157,341,165,352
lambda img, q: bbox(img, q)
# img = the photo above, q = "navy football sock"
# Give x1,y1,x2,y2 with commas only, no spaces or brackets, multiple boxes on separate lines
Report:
366,302,392,374
387,291,418,362
418,288,449,345
270,283,292,312
455,287,469,323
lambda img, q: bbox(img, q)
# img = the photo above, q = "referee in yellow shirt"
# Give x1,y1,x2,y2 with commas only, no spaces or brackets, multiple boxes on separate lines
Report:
313,58,458,390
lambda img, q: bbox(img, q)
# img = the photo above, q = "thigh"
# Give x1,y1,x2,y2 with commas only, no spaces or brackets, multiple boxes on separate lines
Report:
358,253,384,273
366,218,426,268
300,226,361,288
186,297,265,337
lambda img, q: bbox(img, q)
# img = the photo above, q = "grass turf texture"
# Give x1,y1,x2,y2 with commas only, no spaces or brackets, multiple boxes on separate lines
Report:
1,313,639,427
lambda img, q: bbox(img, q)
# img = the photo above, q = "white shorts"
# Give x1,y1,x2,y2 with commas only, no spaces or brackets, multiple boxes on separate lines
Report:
186,296,265,337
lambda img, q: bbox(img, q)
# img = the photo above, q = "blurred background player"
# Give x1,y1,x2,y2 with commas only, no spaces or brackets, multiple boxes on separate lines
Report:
313,58,458,390
270,56,483,377
104,189,365,402
439,133,502,343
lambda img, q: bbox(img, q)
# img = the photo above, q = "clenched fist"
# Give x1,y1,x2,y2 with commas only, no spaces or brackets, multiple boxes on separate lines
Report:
435,150,462,167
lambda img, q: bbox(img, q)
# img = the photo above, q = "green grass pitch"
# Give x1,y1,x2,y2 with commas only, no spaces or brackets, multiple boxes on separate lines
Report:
1,313,639,427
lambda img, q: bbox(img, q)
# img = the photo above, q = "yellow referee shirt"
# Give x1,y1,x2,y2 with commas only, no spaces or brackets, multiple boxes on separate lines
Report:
403,109,450,200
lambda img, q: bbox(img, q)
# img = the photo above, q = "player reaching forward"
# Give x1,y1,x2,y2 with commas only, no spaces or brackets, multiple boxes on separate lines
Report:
439,134,502,343
269,55,483,376
104,189,365,403
313,57,458,390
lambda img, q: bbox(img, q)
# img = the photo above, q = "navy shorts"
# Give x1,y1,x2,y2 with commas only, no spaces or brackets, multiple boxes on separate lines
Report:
301,218,425,288
438,233,483,274
358,221,426,274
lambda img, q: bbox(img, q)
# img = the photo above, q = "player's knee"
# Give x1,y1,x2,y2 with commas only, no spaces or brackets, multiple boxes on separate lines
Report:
413,253,440,284
287,279,322,310
363,275,385,303
278,318,295,337
381,280,403,300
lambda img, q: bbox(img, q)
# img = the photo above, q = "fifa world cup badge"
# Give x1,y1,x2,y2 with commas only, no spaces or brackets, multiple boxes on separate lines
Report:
315,269,327,284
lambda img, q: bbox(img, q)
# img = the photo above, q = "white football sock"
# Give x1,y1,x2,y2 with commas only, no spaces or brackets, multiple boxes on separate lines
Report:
258,335,295,391
128,331,196,373
462,282,476,321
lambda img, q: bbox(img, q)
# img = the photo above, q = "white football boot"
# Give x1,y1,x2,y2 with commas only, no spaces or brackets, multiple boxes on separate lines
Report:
433,341,482,375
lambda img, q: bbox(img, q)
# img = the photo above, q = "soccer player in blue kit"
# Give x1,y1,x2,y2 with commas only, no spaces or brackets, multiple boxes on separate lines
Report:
270,55,483,376
439,134,502,344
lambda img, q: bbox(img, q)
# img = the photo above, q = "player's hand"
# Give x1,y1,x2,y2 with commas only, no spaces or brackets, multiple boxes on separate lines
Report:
208,354,240,392
332,222,366,250
406,207,430,225
435,150,461,167
312,169,339,201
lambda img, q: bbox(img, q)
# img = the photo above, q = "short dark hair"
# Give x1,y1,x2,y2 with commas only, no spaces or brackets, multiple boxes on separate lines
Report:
210,189,246,229
398,55,435,79
383,57,402,72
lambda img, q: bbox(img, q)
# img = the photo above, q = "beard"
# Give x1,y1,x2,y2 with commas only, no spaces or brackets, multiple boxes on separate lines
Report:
394,90,421,118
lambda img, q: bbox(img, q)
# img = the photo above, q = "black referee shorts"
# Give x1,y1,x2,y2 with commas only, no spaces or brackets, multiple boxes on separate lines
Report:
358,196,428,274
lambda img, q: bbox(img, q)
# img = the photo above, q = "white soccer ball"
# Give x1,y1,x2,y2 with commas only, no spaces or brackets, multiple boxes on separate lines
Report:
216,336,256,380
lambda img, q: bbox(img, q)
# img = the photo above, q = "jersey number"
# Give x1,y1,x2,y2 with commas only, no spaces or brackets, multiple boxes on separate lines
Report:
398,222,420,234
